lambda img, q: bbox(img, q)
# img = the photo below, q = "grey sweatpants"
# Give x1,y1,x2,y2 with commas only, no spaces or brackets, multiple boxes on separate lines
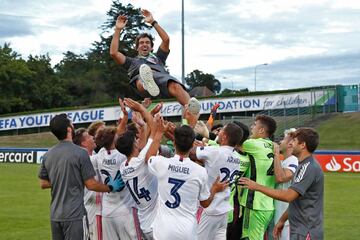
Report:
51,215,89,240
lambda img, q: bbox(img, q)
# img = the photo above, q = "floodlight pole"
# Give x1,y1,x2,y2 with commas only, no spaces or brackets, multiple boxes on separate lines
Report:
254,63,268,91
181,0,185,85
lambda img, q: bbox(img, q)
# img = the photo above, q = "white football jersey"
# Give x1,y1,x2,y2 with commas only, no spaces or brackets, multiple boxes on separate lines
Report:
275,155,298,224
84,154,102,222
148,154,210,240
196,145,239,215
120,139,158,234
96,148,133,217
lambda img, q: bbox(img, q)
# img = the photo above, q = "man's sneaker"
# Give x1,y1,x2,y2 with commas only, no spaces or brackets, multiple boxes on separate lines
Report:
187,97,201,115
139,64,160,97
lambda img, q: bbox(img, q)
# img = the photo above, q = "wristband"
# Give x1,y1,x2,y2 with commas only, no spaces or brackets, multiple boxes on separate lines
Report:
151,21,158,27
108,185,113,193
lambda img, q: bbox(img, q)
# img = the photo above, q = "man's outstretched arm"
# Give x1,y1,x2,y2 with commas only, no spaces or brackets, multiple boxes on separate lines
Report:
110,15,127,65
238,177,299,202
142,9,170,52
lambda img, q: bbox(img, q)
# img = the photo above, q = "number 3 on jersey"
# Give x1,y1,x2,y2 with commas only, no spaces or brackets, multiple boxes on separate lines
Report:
165,178,185,209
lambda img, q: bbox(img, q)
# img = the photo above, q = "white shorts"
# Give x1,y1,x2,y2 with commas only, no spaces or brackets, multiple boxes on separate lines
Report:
197,211,228,240
102,208,142,240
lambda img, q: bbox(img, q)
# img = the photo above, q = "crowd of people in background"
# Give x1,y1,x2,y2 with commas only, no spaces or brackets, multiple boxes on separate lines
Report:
38,96,324,240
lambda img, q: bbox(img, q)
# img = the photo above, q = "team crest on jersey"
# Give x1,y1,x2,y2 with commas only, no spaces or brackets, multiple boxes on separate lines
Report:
200,146,204,150
294,162,310,183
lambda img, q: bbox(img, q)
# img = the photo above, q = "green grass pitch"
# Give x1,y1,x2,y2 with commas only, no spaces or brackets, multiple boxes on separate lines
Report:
0,164,359,239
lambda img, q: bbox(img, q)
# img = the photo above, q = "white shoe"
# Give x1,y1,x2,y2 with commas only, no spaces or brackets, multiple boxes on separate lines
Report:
188,97,201,115
139,64,160,97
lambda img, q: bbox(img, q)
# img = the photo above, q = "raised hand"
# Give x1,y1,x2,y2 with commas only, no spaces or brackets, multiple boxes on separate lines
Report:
150,102,163,116
164,121,175,141
124,98,145,112
141,98,152,108
183,106,199,128
273,142,280,156
132,112,146,127
119,98,128,116
141,9,155,24
150,113,161,136
115,15,127,30
156,116,166,134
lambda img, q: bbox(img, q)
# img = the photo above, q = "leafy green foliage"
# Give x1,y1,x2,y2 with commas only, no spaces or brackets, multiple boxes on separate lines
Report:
220,88,249,95
0,1,150,115
185,69,222,94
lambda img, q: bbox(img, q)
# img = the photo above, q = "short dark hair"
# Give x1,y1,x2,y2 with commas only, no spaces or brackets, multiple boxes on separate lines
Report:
223,123,243,147
211,124,223,132
73,128,87,146
174,125,195,153
295,128,319,153
195,133,203,141
95,127,116,151
209,132,217,140
233,121,250,145
115,131,136,157
255,115,277,138
50,114,71,140
127,123,139,136
135,33,154,49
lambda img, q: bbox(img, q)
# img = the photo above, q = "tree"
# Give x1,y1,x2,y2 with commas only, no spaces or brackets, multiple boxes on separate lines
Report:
90,1,151,99
185,69,222,94
54,1,153,105
26,54,70,109
0,43,32,114
55,51,108,106
220,88,249,95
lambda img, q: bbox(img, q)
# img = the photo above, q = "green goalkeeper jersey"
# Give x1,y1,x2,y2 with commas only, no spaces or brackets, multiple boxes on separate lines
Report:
239,138,275,211
228,151,250,223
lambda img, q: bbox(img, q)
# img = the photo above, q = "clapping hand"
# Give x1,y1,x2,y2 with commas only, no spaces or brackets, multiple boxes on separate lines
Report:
142,98,152,108
124,98,145,112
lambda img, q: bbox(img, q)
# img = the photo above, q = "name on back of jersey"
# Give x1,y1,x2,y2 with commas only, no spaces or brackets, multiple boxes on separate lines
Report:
122,167,135,176
102,158,116,165
263,142,272,149
227,156,240,164
168,164,190,174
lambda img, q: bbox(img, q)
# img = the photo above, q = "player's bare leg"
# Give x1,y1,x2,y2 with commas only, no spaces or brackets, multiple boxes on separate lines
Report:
168,81,189,106
135,79,146,94
168,81,201,115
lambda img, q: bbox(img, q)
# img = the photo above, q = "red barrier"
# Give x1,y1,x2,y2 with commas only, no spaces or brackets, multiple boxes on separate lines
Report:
314,151,360,172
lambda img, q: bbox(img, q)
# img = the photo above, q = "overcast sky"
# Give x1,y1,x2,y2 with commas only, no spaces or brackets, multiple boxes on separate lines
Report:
1,0,359,91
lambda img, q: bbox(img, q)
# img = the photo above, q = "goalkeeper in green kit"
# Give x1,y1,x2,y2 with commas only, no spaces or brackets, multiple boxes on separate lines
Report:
235,115,277,240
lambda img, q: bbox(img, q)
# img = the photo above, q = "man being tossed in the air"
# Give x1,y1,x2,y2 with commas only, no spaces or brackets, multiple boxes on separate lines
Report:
110,9,200,115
